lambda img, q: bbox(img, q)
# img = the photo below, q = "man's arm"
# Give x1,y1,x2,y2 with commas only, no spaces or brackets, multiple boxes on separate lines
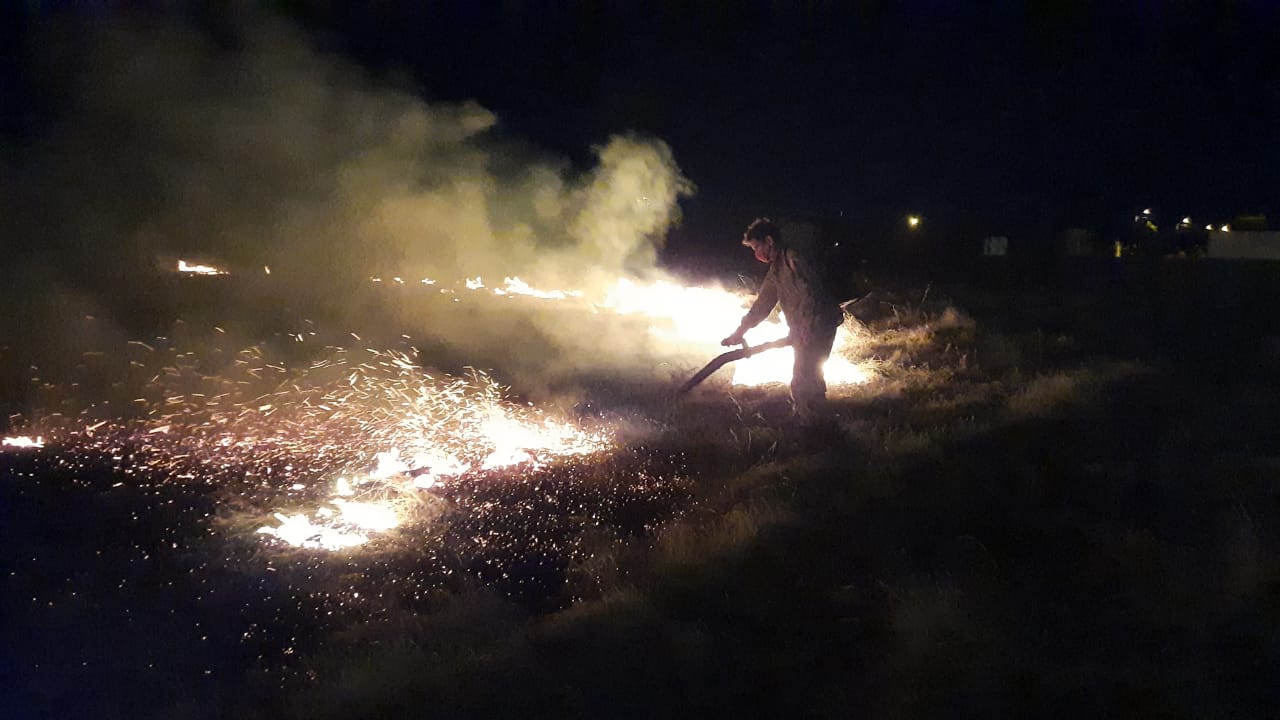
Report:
722,270,779,345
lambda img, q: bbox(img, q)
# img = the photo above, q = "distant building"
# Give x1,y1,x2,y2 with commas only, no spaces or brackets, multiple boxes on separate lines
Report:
1207,230,1280,260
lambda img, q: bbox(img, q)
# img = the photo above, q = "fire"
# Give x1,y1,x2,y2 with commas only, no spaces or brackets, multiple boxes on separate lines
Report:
176,259,228,275
3,272,873,555
248,351,613,550
601,277,757,346
257,511,374,551
730,332,872,388
379,273,876,388
332,499,401,531
413,275,577,299
257,472,415,551
596,277,873,388
493,276,583,300
248,269,874,550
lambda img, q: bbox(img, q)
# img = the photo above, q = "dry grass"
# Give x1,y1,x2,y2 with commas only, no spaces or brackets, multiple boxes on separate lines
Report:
241,286,1280,718
9,274,1280,720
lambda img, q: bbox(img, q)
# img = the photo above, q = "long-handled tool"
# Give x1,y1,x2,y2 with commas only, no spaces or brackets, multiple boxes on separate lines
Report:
678,294,867,397
677,337,792,395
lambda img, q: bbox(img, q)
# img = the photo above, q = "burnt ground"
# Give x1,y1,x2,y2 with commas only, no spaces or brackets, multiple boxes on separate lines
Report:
4,258,1280,719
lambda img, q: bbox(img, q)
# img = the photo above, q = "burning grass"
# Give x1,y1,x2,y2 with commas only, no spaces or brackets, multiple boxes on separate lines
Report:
257,285,1280,720
1,320,701,716
10,274,1280,719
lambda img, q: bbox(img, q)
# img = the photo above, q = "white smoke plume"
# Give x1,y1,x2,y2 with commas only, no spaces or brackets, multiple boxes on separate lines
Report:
3,14,699,396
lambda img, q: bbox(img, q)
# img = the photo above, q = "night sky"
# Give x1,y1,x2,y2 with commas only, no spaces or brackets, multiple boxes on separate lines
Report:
4,1,1279,244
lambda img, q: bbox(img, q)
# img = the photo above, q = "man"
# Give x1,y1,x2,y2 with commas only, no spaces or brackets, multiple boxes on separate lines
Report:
722,218,844,426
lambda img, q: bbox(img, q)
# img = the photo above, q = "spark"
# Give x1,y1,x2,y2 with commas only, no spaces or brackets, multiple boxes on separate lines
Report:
231,350,613,549
8,272,874,560
11,342,616,553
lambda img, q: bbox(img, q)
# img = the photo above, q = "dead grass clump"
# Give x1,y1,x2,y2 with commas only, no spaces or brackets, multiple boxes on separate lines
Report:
931,306,975,331
1007,371,1086,417
877,425,952,457
869,324,936,352
919,380,1005,418
1007,362,1145,418
653,498,794,568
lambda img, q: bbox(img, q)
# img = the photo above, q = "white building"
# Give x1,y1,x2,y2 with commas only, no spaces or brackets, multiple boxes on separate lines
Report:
982,235,1008,256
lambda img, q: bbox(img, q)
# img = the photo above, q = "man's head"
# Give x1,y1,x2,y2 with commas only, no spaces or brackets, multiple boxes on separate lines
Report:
742,217,782,264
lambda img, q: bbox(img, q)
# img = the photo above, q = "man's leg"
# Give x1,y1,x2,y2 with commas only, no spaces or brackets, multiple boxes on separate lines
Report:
790,326,837,425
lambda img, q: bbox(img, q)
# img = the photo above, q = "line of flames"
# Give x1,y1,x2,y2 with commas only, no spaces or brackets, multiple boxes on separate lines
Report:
39,269,877,551
175,262,872,388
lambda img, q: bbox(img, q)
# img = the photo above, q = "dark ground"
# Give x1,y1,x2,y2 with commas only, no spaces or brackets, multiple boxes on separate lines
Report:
4,257,1280,719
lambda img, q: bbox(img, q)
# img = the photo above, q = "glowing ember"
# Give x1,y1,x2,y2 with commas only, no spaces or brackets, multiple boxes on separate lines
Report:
176,259,228,275
12,271,872,556
237,271,872,550
244,350,614,550
333,498,401,531
257,512,370,551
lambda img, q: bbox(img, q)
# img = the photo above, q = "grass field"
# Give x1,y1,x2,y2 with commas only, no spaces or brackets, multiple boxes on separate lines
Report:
4,259,1280,719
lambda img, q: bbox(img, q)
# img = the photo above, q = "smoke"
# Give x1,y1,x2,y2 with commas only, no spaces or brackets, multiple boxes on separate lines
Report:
3,15,699,397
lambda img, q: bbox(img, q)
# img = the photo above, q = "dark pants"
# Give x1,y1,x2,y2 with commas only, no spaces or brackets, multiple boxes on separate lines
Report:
791,324,839,424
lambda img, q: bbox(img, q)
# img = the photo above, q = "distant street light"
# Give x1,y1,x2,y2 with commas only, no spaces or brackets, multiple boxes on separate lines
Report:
906,214,921,229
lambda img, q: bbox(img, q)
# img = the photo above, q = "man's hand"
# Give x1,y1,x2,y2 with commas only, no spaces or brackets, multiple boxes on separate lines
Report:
720,331,746,347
